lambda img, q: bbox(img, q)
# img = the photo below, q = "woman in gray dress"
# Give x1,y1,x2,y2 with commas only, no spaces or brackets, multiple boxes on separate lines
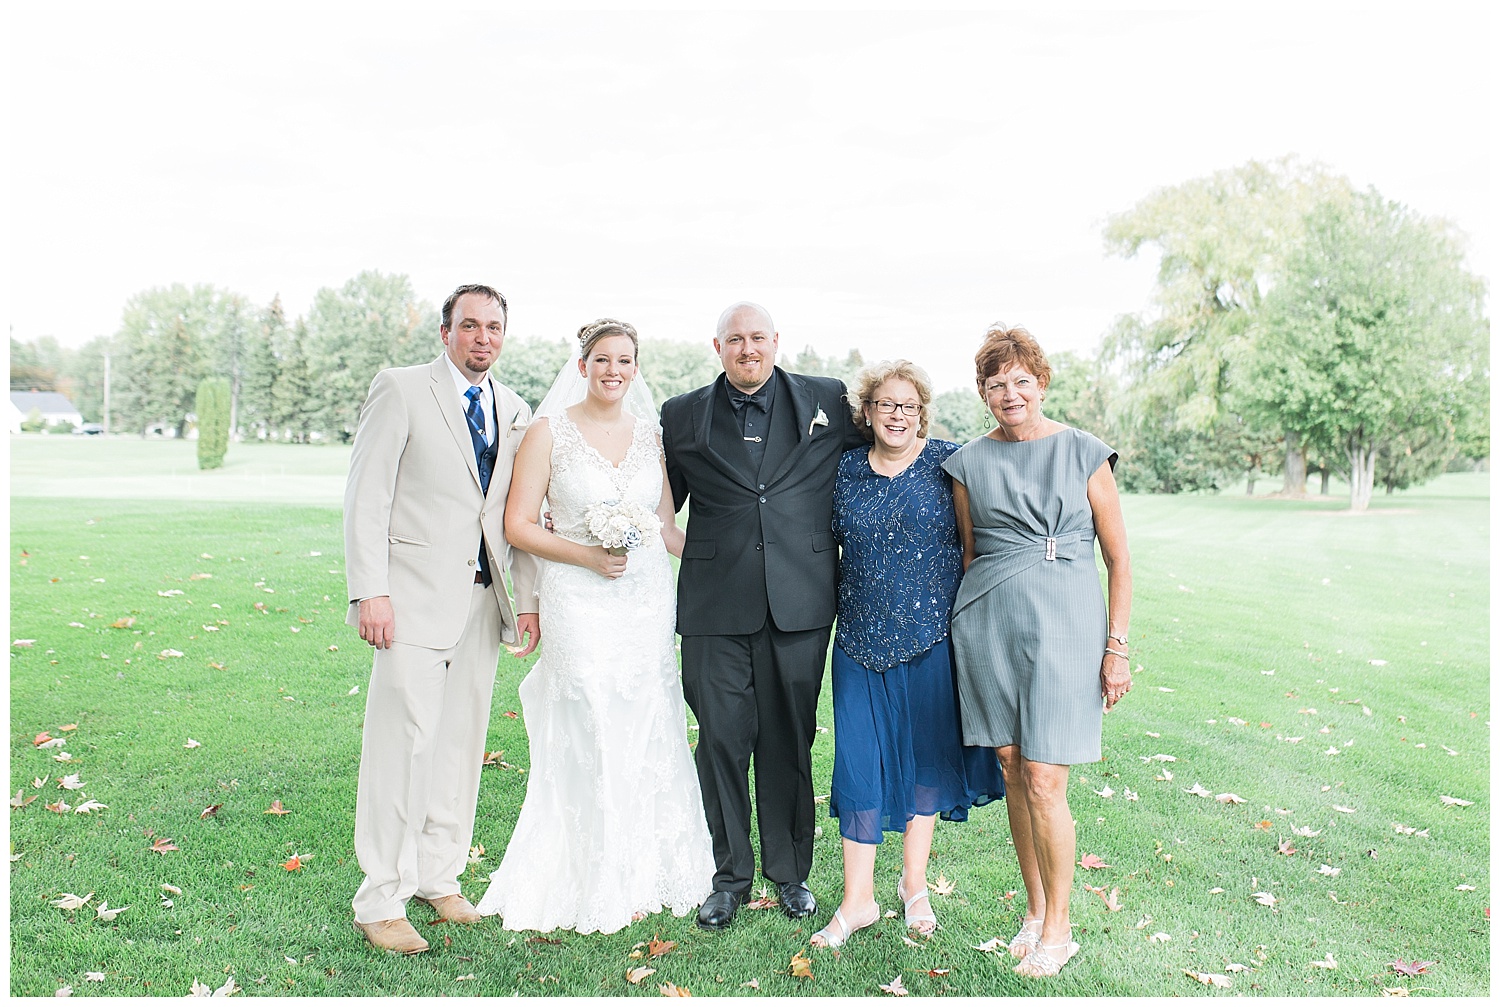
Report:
941,323,1132,979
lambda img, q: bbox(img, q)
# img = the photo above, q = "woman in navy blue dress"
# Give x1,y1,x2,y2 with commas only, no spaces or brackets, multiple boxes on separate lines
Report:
810,360,1005,949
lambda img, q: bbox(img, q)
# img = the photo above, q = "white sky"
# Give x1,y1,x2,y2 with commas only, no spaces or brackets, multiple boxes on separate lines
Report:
5,5,1492,393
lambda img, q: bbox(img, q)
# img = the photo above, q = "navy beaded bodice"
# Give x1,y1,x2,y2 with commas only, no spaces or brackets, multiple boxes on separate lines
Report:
833,439,963,671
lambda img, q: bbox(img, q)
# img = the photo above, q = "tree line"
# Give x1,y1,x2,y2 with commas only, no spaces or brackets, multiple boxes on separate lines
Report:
10,159,1488,509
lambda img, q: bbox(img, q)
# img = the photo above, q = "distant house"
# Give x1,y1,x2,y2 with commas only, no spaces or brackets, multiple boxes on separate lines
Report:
10,391,84,431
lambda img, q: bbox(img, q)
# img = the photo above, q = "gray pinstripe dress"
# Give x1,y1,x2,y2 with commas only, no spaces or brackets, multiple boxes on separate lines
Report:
940,427,1118,765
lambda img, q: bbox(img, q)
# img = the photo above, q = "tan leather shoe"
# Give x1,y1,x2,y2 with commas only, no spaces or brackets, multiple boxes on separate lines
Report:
416,894,483,924
354,918,429,954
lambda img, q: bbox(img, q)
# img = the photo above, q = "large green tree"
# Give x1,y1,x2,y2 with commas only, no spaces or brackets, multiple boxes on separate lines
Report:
270,320,314,443
1104,157,1352,493
1250,190,1488,511
114,285,225,436
302,271,434,440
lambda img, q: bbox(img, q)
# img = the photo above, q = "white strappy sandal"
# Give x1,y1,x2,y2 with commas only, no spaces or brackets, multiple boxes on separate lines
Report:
1014,939,1080,977
1007,917,1043,958
809,903,880,949
897,874,938,935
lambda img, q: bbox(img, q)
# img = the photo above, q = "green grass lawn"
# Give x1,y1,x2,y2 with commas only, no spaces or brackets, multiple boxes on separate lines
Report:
7,443,1490,997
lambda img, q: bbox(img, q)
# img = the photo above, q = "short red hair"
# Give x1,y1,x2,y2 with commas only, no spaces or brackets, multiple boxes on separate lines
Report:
974,322,1051,392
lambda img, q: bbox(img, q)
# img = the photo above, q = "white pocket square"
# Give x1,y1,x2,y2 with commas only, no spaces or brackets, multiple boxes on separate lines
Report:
808,408,829,436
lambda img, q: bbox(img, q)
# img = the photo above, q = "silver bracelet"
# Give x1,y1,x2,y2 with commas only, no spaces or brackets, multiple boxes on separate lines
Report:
1104,647,1129,659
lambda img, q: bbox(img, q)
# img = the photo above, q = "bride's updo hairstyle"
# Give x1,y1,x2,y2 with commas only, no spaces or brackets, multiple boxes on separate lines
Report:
577,318,639,359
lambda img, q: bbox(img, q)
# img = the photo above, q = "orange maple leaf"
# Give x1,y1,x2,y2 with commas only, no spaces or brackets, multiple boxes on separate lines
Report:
789,950,814,978
282,854,308,871
33,732,53,747
648,935,677,957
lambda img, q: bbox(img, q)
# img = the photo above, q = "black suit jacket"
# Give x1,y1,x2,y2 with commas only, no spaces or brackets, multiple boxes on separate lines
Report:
662,368,866,636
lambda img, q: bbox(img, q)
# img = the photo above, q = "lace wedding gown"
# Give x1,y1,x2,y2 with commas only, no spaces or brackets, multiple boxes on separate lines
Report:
476,412,714,934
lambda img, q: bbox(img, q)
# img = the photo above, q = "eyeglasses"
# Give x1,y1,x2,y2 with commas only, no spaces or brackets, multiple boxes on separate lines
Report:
871,399,921,416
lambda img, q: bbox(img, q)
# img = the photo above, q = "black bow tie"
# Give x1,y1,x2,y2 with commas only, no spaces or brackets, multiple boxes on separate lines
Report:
729,386,770,414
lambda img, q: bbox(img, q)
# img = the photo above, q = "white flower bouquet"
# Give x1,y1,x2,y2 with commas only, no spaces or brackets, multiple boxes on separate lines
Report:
583,498,662,555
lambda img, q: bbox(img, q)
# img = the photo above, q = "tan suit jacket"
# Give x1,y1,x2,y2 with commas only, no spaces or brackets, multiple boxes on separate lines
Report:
343,356,538,649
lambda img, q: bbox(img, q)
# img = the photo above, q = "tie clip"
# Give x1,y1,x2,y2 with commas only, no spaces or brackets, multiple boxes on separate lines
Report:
743,436,762,443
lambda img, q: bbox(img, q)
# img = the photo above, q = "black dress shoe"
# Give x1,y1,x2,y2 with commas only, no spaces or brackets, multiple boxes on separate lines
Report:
696,890,745,930
777,881,817,919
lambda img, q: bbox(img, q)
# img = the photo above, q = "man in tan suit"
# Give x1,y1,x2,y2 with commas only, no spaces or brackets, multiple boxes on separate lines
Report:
343,283,539,954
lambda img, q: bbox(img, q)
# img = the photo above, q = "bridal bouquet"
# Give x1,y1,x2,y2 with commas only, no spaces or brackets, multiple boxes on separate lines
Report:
584,499,662,555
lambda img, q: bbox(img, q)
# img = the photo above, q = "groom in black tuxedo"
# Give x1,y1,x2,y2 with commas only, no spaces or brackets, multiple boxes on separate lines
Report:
661,301,865,930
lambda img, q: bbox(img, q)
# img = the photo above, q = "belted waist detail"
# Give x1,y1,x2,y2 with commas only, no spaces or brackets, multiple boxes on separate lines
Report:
953,528,1092,618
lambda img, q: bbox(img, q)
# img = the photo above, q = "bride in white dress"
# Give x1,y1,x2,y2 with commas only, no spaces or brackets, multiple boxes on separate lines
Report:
475,318,714,934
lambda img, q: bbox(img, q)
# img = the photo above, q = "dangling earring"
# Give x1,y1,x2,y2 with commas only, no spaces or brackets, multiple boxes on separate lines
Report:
984,412,994,429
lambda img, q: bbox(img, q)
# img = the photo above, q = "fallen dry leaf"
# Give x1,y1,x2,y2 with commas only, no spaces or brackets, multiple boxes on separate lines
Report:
57,774,84,791
50,892,93,910
55,986,71,997
972,937,1005,953
740,979,759,989
282,854,311,871
33,732,55,746
931,873,956,895
879,975,909,996
1317,864,1341,876
110,617,135,629
1184,969,1231,988
1439,795,1474,807
927,968,950,977
789,950,813,978
149,837,179,854
626,967,656,985
1079,853,1110,869
1224,963,1250,972
200,804,222,820
159,649,184,659
1215,793,1247,804
1148,931,1171,943
1387,959,1435,976
1084,883,1123,911
1184,783,1212,797
46,799,71,813
1332,805,1356,814
1381,988,1412,997
647,936,677,958
659,981,692,996
1277,839,1296,856
161,883,182,895
1309,953,1338,969
263,800,290,815
1292,825,1322,837
73,800,107,814
95,901,129,922
84,973,104,982
11,790,37,809
1251,892,1277,907
744,895,778,910
183,739,201,749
